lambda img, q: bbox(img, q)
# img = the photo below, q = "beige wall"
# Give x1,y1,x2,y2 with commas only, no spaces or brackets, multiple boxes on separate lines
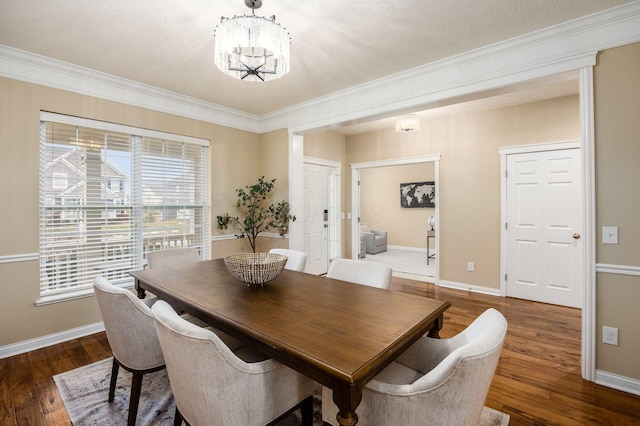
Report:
593,42,640,379
360,163,435,248
0,77,285,347
346,95,580,289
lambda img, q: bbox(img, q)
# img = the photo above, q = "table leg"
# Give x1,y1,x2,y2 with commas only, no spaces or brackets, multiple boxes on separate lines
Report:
333,384,362,426
134,279,146,299
427,313,444,339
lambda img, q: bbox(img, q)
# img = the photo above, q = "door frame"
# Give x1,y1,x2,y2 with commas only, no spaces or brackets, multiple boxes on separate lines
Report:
351,155,440,282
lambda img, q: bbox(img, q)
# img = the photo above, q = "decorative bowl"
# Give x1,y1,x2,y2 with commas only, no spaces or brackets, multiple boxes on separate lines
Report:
223,253,288,286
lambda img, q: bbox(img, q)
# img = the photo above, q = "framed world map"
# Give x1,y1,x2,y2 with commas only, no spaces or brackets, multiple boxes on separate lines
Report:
400,181,435,208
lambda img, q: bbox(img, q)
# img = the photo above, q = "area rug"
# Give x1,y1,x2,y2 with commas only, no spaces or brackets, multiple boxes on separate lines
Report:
55,357,508,425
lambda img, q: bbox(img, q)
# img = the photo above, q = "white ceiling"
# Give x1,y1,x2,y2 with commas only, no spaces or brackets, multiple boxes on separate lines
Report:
0,0,632,132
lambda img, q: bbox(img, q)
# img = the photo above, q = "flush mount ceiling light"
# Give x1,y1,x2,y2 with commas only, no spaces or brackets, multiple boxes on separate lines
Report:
214,0,291,82
395,114,421,133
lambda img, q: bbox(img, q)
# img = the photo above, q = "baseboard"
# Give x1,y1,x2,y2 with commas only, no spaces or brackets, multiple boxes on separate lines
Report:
595,370,640,396
387,245,427,253
393,271,435,283
437,279,502,296
0,321,105,360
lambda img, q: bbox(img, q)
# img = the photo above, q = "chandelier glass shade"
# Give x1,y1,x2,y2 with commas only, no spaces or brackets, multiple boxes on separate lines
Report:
214,2,290,82
395,114,421,132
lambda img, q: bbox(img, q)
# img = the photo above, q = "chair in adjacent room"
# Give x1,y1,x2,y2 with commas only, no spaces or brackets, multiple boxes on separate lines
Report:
360,223,387,254
151,300,314,426
146,247,200,270
326,258,392,290
93,276,166,426
269,248,308,272
322,308,508,426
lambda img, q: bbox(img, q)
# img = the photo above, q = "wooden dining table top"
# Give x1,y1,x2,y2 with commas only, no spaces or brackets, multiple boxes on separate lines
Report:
131,258,450,425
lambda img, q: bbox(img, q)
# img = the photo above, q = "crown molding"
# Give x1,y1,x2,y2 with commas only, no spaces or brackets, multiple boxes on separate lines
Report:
269,1,640,134
1,2,640,135
0,45,260,133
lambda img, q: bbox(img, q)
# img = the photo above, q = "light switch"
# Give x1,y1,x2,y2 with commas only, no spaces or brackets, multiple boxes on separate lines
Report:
602,226,619,244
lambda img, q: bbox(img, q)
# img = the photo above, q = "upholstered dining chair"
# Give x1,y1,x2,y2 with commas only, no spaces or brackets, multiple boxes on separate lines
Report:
93,276,165,426
151,300,315,426
322,308,508,426
146,247,200,269
269,248,308,272
326,258,392,289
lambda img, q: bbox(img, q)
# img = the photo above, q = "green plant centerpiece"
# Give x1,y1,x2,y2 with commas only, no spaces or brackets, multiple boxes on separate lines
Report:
217,176,295,253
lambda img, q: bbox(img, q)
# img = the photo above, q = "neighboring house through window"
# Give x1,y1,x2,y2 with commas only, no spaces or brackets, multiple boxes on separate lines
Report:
38,112,211,303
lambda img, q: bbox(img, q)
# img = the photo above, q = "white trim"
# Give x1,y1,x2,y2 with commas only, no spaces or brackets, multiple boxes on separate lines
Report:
41,111,210,146
3,3,639,135
303,156,341,168
0,322,105,360
0,252,39,264
386,244,427,253
351,155,441,170
211,233,288,242
596,263,640,277
288,133,305,252
498,140,581,156
595,370,640,397
580,66,597,383
0,45,259,133
437,280,502,297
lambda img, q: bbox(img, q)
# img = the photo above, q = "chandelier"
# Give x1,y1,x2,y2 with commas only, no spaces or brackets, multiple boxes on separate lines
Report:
395,114,421,133
214,0,291,82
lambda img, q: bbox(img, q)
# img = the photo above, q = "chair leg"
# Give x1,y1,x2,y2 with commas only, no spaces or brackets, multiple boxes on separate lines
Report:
108,358,119,403
301,395,313,426
127,371,144,426
173,407,183,426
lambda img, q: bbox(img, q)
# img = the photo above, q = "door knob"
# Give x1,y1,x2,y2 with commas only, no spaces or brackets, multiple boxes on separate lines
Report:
573,233,581,239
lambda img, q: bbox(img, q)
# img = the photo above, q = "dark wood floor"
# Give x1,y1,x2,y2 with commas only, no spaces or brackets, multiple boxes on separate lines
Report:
1,277,639,425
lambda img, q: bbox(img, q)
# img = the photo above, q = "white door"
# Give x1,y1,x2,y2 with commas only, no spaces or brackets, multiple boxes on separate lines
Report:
506,148,583,308
304,163,328,275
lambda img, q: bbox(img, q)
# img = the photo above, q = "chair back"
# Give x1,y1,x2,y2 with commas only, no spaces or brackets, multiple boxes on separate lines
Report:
327,258,392,289
269,248,307,272
147,247,200,270
93,276,164,370
152,300,313,426
326,308,507,425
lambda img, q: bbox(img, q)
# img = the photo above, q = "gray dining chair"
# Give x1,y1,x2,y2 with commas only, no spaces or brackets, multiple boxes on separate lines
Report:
146,247,200,269
93,276,165,426
326,258,392,289
322,308,508,426
269,248,308,272
151,300,314,426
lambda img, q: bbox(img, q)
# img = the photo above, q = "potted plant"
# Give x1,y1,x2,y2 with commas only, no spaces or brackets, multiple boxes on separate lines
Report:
217,176,295,253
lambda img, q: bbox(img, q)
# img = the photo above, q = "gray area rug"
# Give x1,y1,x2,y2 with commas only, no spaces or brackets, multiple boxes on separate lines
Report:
54,357,508,425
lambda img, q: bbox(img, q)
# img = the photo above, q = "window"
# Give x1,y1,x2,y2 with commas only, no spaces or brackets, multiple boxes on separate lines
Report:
39,112,210,303
328,168,341,260
52,172,67,189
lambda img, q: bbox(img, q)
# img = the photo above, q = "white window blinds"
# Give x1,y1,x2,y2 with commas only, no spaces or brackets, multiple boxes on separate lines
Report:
328,168,341,260
39,113,210,300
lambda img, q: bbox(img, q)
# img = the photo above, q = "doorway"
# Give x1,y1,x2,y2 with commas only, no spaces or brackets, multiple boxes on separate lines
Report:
351,155,440,282
500,141,583,308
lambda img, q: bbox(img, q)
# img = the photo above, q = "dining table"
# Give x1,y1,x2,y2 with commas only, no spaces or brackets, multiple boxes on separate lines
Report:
131,258,451,426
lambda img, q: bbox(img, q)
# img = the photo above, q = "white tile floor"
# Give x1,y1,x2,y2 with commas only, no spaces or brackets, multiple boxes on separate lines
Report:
360,248,436,281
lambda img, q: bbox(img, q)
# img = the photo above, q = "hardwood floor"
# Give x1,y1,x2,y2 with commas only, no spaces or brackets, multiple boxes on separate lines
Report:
2,277,639,425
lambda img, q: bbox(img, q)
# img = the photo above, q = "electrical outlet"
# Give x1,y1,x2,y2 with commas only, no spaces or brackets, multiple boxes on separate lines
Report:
603,326,619,345
467,262,474,272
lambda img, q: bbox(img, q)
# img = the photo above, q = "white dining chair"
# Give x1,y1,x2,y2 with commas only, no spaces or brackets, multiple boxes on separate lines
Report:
269,248,308,272
93,276,165,426
151,300,314,426
322,308,508,426
146,247,200,270
326,258,392,289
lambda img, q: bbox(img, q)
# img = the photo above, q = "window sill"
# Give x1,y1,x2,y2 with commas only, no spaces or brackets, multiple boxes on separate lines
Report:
35,283,135,306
